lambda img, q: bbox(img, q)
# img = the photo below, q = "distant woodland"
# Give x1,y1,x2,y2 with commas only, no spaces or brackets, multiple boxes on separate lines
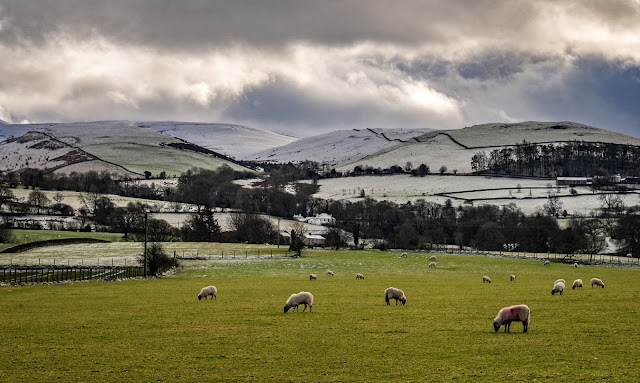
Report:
472,141,640,178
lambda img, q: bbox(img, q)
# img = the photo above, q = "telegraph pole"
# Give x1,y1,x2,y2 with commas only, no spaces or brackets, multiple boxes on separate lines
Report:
143,211,148,277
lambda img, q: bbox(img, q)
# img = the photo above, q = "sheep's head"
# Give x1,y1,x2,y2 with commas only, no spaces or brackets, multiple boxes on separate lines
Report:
493,322,500,332
401,298,407,305
198,295,202,300
551,290,556,295
284,305,291,313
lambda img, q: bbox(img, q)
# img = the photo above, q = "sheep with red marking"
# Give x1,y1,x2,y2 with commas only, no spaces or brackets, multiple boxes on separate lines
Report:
198,285,217,300
493,304,530,333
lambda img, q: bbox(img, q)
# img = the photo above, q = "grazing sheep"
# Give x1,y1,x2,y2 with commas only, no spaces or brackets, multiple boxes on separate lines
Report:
493,304,530,333
591,278,605,288
544,260,550,265
356,273,365,280
326,270,334,276
551,281,565,295
429,262,436,268
510,274,516,281
554,279,565,285
482,276,491,283
284,292,314,313
400,252,408,258
572,279,583,290
573,262,579,268
309,274,317,281
429,255,437,261
384,287,407,305
197,285,217,301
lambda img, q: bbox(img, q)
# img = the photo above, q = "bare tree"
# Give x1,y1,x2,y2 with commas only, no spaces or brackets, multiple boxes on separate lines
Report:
27,190,50,214
598,193,624,214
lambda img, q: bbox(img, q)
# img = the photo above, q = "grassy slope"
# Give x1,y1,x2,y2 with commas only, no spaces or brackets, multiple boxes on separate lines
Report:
0,249,638,382
0,230,123,252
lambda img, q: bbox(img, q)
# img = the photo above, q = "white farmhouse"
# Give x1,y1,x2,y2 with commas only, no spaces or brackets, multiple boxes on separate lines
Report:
305,213,336,226
303,233,326,247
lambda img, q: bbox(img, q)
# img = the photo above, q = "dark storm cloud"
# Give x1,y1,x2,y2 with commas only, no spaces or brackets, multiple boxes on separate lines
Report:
1,0,639,137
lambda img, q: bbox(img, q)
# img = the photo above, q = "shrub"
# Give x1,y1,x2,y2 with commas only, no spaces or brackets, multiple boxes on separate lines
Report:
140,243,179,276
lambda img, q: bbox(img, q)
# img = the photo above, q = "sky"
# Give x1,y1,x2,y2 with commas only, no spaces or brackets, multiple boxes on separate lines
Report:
0,0,639,138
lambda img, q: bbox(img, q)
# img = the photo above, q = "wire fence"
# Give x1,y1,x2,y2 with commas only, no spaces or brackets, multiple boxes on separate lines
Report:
0,265,145,285
174,248,297,260
427,248,640,266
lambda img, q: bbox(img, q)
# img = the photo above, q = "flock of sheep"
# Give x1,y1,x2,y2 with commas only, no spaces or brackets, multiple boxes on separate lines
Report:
487,262,605,332
196,254,606,333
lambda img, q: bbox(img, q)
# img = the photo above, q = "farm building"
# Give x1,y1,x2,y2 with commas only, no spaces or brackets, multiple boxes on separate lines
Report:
303,233,326,247
294,213,336,226
556,177,592,186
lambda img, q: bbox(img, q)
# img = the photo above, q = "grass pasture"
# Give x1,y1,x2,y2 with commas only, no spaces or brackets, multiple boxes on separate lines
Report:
1,248,639,382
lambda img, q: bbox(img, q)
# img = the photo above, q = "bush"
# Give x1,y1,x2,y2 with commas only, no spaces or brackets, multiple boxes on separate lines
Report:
140,243,179,276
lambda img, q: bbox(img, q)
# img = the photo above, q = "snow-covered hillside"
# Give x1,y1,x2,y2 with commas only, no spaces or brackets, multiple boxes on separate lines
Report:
0,121,251,177
338,121,640,173
444,121,640,148
142,121,298,159
244,127,434,166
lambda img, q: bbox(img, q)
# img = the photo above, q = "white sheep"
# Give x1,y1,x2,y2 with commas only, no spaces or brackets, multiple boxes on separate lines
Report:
197,285,217,300
400,252,408,258
551,281,565,295
509,274,516,281
544,260,550,265
572,279,583,290
429,255,437,261
482,276,491,283
554,279,565,285
326,270,334,276
573,262,578,268
591,278,605,288
493,304,530,333
356,273,365,280
384,287,407,305
284,292,314,313
428,262,436,268
309,274,317,281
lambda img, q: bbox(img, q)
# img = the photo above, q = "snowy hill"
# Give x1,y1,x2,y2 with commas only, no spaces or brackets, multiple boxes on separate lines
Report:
141,121,298,159
244,127,435,166
0,121,253,177
326,121,640,173
444,121,640,148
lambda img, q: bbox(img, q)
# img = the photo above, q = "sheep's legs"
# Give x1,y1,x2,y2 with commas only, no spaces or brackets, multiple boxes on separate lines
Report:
302,304,308,312
523,322,528,333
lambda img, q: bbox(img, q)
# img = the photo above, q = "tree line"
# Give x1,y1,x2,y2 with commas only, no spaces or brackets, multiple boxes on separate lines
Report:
472,141,640,178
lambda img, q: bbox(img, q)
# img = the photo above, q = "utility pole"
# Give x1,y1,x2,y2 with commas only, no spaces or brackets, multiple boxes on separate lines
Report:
143,211,148,277
277,218,281,248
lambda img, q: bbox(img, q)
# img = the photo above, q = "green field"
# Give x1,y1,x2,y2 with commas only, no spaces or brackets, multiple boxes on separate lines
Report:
0,230,124,252
1,248,639,382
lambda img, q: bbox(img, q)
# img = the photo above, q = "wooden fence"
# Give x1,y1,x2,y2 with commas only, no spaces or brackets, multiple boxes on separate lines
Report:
0,265,145,285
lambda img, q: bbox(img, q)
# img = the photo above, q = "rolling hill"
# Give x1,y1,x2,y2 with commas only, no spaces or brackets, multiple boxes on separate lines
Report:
0,121,258,178
244,127,435,166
